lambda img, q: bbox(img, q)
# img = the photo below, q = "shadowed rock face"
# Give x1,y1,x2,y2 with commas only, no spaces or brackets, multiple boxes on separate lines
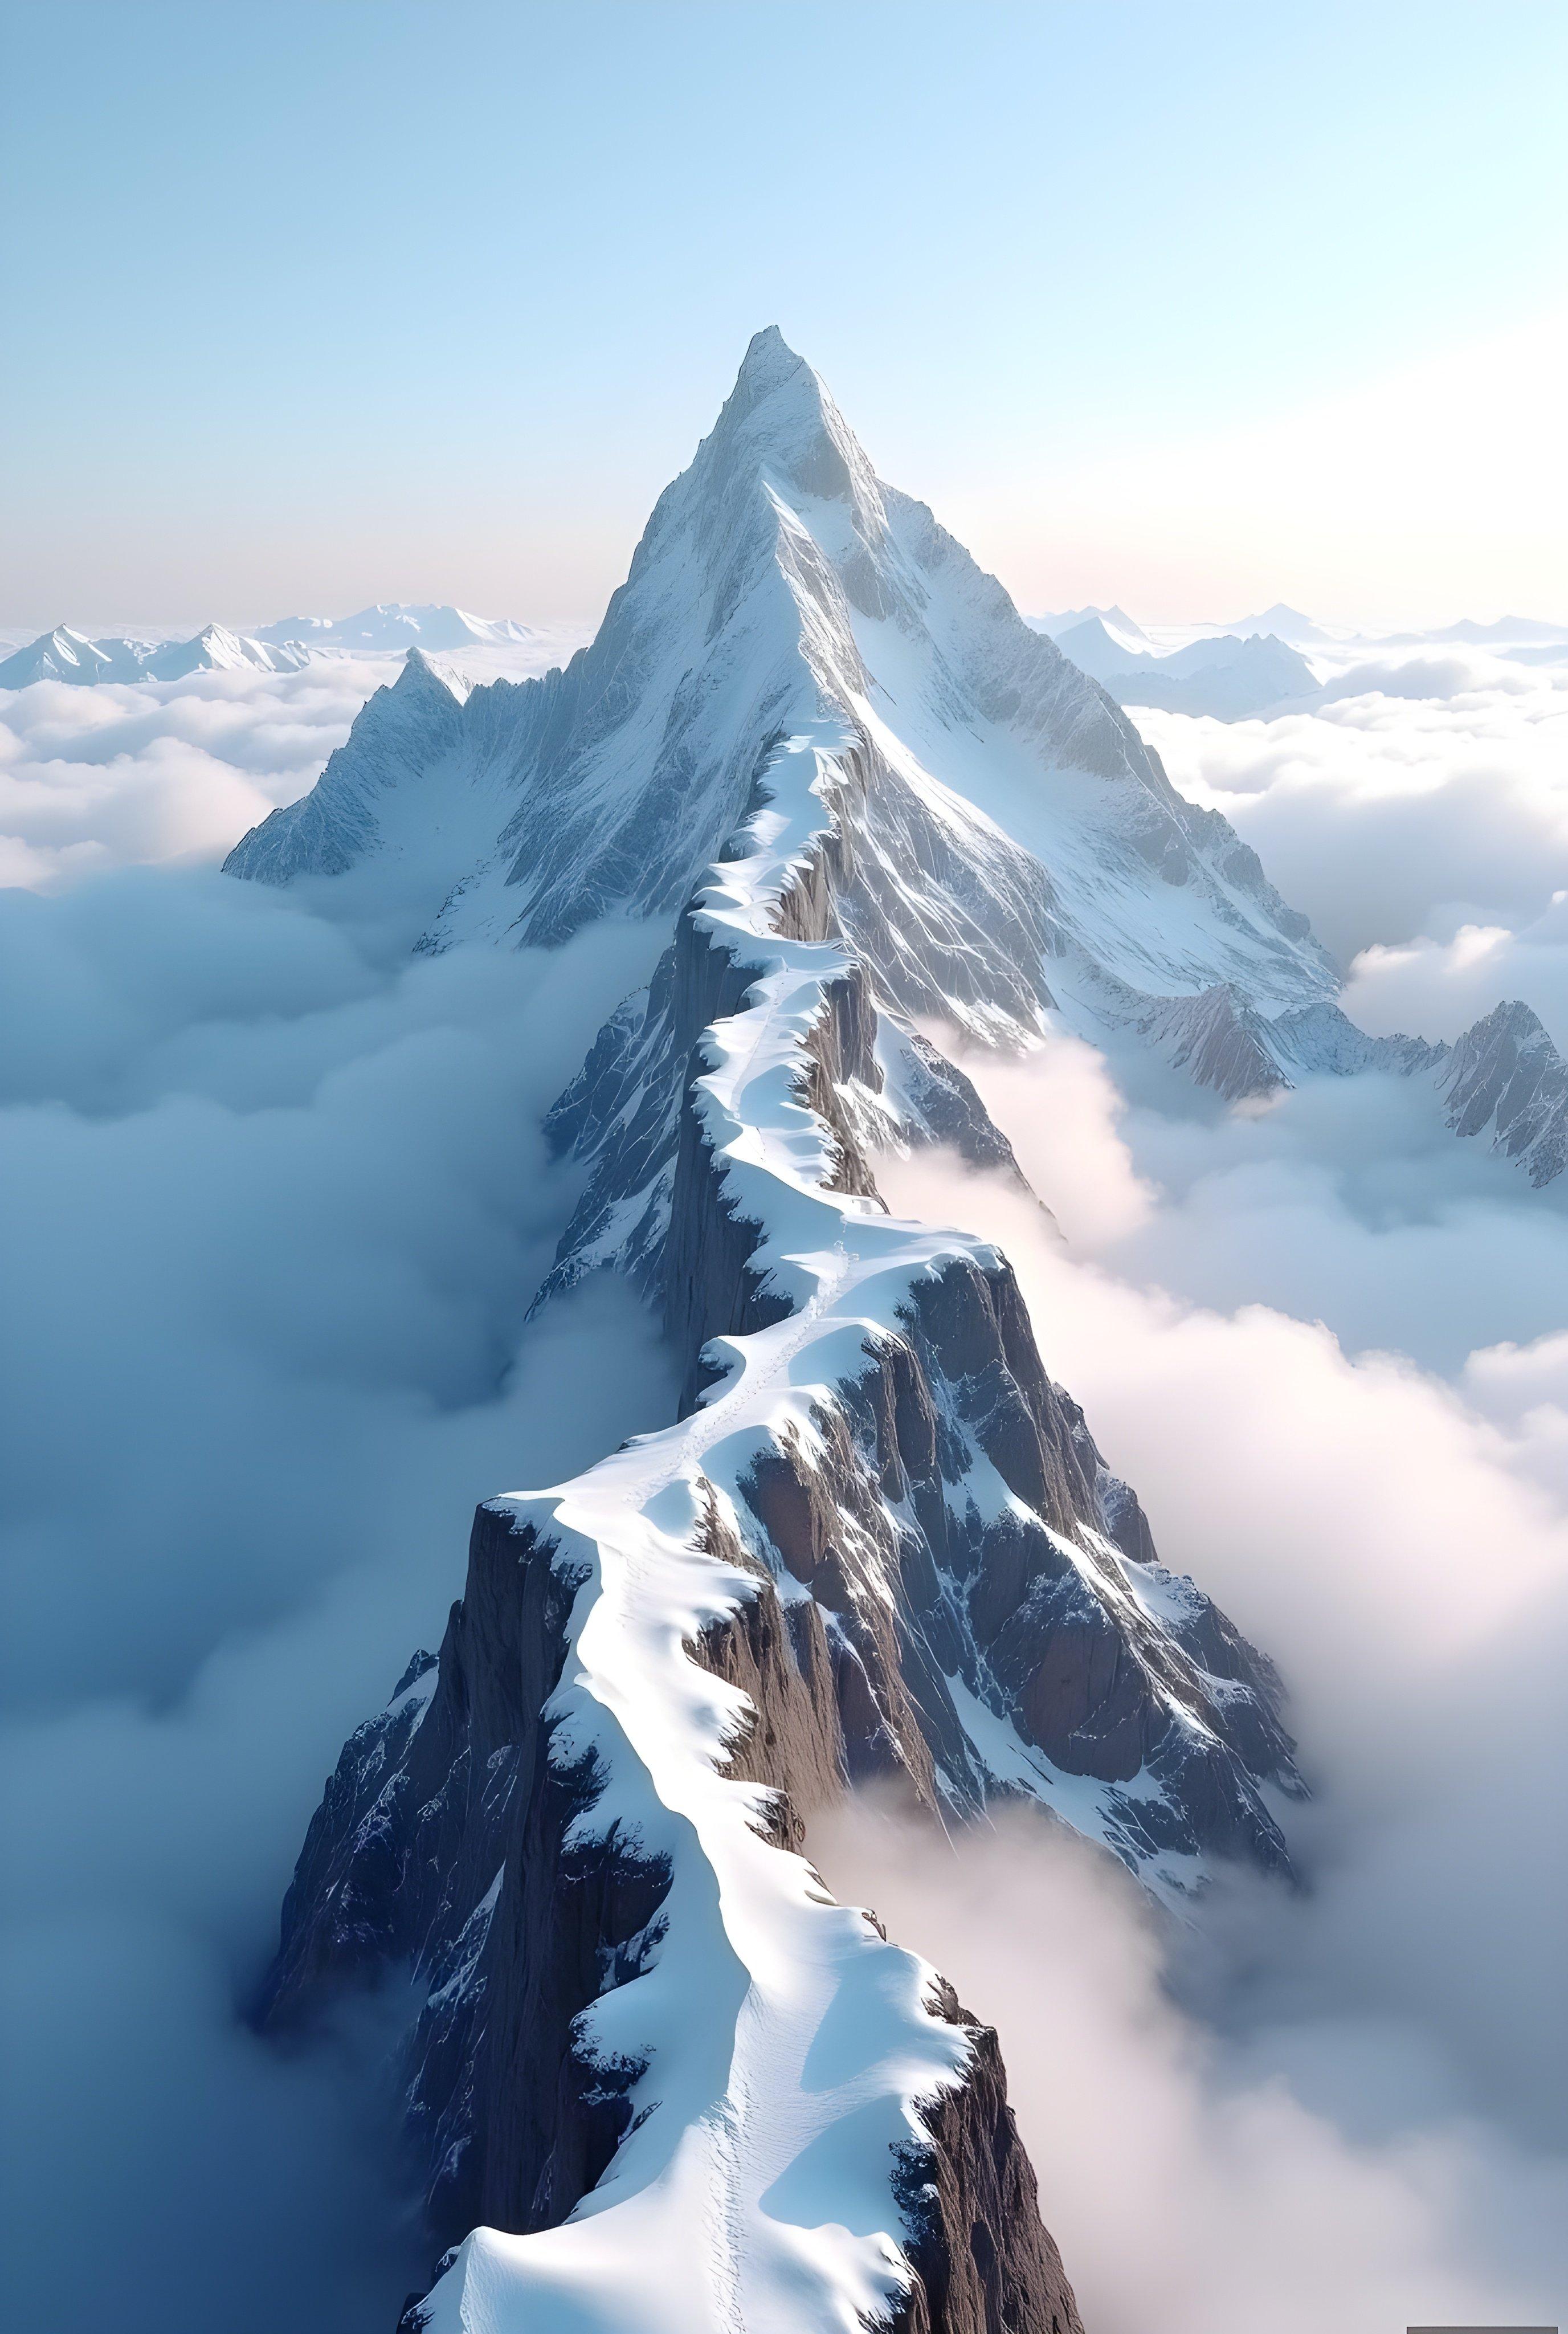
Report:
895,1985,1083,2334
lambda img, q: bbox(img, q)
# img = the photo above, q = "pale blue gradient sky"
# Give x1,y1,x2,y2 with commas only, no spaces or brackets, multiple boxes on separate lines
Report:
3,0,1565,630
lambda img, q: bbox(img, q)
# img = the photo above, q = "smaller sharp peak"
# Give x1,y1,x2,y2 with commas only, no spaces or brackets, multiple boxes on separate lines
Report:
1461,998,1551,1047
394,646,472,707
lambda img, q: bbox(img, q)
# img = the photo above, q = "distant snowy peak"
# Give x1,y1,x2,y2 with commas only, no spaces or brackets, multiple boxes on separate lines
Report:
1030,602,1150,651
1220,602,1330,645
1111,632,1317,719
0,625,152,686
140,624,311,679
229,324,1334,1033
1437,998,1567,1186
1050,617,1317,719
1034,601,1330,654
1128,985,1568,1186
0,622,308,687
1411,614,1568,646
250,602,538,652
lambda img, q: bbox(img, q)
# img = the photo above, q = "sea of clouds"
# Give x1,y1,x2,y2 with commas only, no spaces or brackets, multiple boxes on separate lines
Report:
1138,642,1568,1046
859,1077,1567,2331
0,674,677,2329
2,637,1565,2330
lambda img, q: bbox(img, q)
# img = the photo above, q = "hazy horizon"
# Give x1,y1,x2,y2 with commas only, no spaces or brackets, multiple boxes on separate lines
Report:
3,2,1564,634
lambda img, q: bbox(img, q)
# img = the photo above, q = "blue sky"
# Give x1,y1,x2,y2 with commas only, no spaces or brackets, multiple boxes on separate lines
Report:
3,0,1565,629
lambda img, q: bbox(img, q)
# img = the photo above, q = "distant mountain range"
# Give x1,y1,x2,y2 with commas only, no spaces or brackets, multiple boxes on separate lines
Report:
1216,601,1331,645
0,623,311,688
7,597,1560,697
1026,599,1566,721
1395,613,1568,646
250,603,540,653
1032,612,1319,720
1029,602,1152,648
0,604,540,687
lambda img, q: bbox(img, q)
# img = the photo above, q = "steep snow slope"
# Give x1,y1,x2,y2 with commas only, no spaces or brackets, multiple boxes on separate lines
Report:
254,335,1308,2334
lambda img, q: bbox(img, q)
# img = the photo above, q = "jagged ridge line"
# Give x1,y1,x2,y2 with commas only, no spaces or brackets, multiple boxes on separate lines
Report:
418,717,1029,2331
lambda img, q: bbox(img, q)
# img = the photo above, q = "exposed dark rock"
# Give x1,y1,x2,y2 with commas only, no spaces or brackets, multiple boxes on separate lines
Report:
894,1980,1084,2334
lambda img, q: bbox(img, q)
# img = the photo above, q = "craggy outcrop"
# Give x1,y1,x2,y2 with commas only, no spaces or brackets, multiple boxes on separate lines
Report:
264,837,1295,2327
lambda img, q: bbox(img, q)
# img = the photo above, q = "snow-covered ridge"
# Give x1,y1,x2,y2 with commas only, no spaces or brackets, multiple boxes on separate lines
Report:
409,725,1055,2334
273,700,1284,2333
257,333,1300,2334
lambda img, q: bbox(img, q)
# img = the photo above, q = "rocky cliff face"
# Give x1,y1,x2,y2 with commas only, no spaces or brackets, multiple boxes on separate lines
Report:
262,822,1293,2333
1437,998,1568,1187
251,334,1313,2334
1134,982,1568,1185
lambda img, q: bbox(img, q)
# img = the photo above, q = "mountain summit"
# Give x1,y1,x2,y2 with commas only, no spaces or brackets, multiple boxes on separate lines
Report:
238,333,1544,2334
229,331,1334,1026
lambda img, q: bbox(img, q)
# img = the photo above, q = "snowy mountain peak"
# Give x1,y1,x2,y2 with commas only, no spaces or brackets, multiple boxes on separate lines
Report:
1033,603,1150,649
691,325,884,534
230,331,1337,1022
396,644,473,704
236,335,1332,2333
1222,602,1328,644
730,320,802,395
1437,998,1567,1186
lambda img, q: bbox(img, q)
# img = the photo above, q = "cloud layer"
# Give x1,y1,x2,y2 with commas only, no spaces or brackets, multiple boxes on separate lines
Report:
865,1116,1568,2329
0,663,399,888
0,864,675,2332
815,1804,1565,2334
5,650,1565,2328
1135,647,1568,1046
